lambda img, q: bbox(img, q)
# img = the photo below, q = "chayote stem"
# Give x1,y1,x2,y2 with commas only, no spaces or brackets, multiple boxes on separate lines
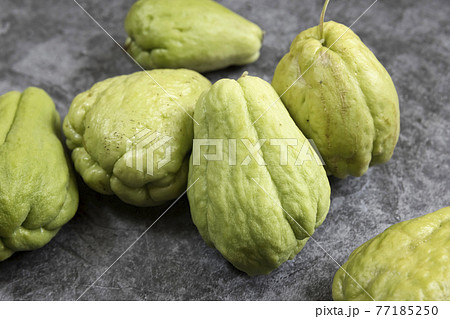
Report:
319,0,330,42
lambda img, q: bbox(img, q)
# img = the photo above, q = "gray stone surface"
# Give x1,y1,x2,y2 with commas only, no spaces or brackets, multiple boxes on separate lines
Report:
0,0,449,300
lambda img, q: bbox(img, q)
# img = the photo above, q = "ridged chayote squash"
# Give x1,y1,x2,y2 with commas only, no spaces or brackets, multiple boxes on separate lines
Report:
187,74,330,275
0,87,79,261
272,0,400,178
333,207,450,301
124,0,263,73
63,69,211,207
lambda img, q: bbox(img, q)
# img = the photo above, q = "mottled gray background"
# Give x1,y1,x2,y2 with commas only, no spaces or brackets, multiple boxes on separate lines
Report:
0,0,449,300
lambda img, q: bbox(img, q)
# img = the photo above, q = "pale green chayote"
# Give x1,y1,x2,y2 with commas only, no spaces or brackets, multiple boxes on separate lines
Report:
333,207,450,301
272,21,400,178
63,69,211,207
0,88,79,262
124,0,263,73
187,74,330,275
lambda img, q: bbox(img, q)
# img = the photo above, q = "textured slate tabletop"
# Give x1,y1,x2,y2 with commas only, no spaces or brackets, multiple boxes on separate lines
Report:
0,0,449,300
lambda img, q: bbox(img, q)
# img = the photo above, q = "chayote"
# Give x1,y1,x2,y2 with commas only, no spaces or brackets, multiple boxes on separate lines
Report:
0,88,79,261
272,7,400,178
124,0,263,73
187,74,331,275
63,69,211,207
333,207,450,301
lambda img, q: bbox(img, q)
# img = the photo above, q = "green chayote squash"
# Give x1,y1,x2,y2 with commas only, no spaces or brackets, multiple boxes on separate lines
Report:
187,74,330,275
333,207,450,301
0,88,79,261
63,69,211,207
272,1,400,178
124,0,263,72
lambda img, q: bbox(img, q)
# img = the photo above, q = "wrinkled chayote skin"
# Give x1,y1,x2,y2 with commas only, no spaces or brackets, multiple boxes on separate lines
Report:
333,207,450,301
187,74,330,275
63,69,211,207
124,0,263,73
272,21,400,178
0,88,79,261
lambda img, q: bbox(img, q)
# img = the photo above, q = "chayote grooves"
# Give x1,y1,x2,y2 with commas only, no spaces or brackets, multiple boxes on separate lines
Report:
272,3,400,178
0,88,78,261
333,207,450,301
187,74,330,275
63,69,211,207
124,0,263,72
